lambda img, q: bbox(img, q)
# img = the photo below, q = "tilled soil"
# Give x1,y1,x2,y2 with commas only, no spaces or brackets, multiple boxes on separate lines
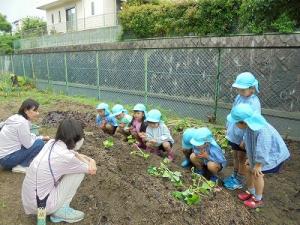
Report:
0,107,299,225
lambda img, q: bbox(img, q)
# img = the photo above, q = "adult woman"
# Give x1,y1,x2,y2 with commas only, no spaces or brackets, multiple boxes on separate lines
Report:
22,119,97,223
0,98,48,173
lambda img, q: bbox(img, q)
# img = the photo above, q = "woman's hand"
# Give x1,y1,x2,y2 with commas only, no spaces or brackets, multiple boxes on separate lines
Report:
119,123,125,129
42,136,50,141
88,159,97,175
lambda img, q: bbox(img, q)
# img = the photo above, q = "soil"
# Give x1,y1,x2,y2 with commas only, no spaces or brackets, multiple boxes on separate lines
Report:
0,100,299,225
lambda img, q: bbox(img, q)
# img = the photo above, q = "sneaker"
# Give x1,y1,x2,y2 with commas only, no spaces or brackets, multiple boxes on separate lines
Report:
224,177,243,190
194,168,205,175
244,196,264,208
181,158,190,168
223,173,236,184
12,165,27,173
238,191,253,201
50,205,84,223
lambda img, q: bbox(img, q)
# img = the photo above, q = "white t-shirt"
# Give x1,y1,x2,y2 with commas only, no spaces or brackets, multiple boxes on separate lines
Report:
0,114,40,159
22,139,89,214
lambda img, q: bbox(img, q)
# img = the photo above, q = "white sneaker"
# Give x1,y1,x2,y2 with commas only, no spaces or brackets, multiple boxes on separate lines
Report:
12,165,27,173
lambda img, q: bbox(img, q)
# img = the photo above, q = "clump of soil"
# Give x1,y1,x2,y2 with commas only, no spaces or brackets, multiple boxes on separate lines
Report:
41,111,96,128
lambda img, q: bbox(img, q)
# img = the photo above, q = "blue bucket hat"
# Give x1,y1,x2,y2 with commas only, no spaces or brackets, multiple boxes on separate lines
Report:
146,109,161,123
227,103,267,131
133,103,147,113
190,127,219,147
96,103,110,116
182,128,197,149
112,104,125,117
232,72,259,93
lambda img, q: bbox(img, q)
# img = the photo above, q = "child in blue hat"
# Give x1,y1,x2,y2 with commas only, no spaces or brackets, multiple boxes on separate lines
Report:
96,103,118,134
111,104,132,138
227,103,290,208
224,72,261,190
190,127,227,182
128,104,148,149
145,109,175,161
181,128,197,168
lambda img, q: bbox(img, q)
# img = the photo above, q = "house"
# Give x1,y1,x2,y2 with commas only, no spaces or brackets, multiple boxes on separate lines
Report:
12,19,23,33
37,0,124,33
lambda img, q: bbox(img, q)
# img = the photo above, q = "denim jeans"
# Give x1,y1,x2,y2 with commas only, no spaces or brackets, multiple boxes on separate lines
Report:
0,139,45,169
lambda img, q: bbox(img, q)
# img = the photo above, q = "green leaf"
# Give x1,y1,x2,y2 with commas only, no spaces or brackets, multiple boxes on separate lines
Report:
185,194,200,205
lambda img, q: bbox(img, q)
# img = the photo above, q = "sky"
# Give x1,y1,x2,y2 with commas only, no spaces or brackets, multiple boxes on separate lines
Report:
0,0,46,23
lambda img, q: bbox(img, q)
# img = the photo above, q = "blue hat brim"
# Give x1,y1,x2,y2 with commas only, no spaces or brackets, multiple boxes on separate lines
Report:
182,140,193,150
112,111,123,117
244,114,267,131
146,118,160,123
232,83,250,89
190,138,205,147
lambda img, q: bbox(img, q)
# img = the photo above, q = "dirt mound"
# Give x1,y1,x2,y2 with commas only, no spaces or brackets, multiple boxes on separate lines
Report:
41,111,96,128
72,132,256,225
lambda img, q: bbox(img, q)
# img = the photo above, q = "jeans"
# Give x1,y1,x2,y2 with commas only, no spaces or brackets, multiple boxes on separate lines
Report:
0,139,45,169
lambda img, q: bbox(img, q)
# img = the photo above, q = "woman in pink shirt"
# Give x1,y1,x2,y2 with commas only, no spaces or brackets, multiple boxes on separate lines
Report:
22,119,97,223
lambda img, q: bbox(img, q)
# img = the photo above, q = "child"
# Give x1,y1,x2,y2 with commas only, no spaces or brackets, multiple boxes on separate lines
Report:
190,127,226,182
181,128,197,168
22,119,97,223
128,103,148,149
95,103,118,135
190,127,227,182
145,109,175,161
224,72,261,190
227,103,290,208
0,98,49,173
112,104,132,137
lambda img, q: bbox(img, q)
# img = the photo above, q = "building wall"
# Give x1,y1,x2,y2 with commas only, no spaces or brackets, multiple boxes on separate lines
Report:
43,0,117,33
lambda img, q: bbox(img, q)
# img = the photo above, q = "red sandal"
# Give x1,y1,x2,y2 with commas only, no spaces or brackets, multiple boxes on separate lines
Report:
244,196,264,208
238,191,253,201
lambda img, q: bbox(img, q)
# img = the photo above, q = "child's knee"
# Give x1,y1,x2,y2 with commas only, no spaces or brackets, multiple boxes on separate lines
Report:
162,141,171,149
207,162,220,173
190,153,197,163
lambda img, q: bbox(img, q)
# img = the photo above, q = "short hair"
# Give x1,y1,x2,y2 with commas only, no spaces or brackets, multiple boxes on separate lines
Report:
18,98,40,119
55,119,84,149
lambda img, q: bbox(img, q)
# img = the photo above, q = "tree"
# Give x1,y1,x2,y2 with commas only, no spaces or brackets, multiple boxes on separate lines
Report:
0,13,12,33
18,17,47,38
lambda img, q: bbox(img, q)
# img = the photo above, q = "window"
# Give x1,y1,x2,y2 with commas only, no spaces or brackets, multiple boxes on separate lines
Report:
51,14,54,24
91,2,95,15
58,11,61,23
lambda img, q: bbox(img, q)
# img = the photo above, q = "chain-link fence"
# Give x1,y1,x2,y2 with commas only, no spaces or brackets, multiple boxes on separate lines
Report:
1,47,299,140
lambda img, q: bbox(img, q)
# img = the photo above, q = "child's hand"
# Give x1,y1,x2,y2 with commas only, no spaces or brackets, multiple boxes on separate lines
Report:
149,139,156,144
252,164,263,177
138,132,146,139
245,159,249,166
197,150,208,159
119,123,125,128
239,141,245,149
146,141,153,147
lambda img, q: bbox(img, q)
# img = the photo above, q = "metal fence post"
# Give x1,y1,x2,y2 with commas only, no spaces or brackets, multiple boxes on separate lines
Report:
64,53,69,94
213,48,222,123
45,54,50,88
10,55,15,74
31,54,36,83
144,51,149,106
96,51,101,100
22,54,26,78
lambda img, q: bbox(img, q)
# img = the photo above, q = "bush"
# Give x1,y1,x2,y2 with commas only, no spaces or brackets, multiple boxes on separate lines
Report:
119,0,300,38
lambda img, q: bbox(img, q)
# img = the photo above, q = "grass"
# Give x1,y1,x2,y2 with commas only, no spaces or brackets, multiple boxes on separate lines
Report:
0,73,228,149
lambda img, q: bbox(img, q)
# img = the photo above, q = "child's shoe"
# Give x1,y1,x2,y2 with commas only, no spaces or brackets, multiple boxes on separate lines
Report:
50,205,84,223
238,191,253,201
210,175,218,183
244,196,264,208
224,177,243,190
181,157,190,168
194,168,205,175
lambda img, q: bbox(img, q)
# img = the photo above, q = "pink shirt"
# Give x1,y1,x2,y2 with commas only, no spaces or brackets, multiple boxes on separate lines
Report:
131,119,142,133
22,139,89,214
